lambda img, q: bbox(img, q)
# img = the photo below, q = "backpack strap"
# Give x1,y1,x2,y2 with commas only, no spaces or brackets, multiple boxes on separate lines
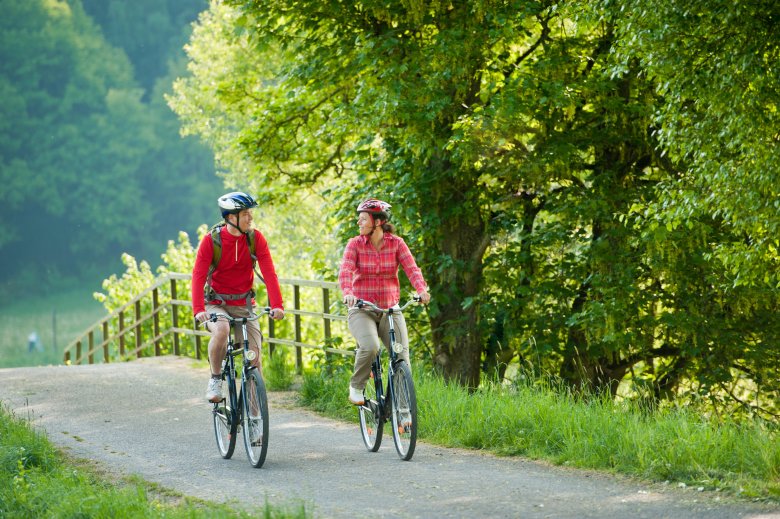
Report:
204,224,266,311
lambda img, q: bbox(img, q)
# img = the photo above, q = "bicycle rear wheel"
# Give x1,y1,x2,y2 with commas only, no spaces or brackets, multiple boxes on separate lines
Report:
390,361,417,461
358,370,383,452
241,369,269,468
213,381,237,459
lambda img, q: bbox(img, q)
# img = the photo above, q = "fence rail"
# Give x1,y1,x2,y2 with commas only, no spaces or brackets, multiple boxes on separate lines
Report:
62,273,350,371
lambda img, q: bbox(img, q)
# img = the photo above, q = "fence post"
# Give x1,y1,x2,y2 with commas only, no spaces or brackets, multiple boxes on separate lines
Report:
153,288,161,356
322,287,332,359
294,284,302,374
76,340,81,365
119,311,125,357
135,300,142,358
102,321,109,363
171,278,180,355
88,330,94,364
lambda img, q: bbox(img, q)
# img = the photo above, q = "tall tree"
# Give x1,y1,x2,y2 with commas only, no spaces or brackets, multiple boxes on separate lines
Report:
171,0,780,416
608,0,780,414
0,0,151,278
81,0,208,97
0,0,221,290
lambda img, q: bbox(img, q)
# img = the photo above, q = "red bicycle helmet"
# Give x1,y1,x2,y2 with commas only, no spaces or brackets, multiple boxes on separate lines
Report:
356,198,391,219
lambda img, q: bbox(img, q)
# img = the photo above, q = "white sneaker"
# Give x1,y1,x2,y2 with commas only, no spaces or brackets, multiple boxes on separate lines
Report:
206,377,224,402
349,385,365,405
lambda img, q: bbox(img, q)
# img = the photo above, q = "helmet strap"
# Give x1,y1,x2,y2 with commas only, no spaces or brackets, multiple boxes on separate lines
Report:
225,214,245,235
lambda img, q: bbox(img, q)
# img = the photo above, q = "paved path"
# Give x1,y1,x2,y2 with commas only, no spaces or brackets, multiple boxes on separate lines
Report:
2,357,778,518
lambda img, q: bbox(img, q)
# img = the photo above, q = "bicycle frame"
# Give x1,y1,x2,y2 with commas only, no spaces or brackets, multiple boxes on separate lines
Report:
355,297,421,460
364,304,403,414
212,313,263,414
202,307,271,467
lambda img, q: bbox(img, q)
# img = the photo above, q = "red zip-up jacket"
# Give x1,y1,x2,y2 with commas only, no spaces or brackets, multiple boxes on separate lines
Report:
191,226,284,315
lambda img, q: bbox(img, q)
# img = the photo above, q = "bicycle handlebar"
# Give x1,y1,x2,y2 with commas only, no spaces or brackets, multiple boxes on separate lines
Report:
355,296,422,313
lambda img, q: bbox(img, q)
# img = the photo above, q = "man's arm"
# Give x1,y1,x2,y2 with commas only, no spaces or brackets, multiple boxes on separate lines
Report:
253,230,284,318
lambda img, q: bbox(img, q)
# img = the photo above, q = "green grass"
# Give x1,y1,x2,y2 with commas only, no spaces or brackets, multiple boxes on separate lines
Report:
264,348,295,391
299,367,780,501
0,404,309,518
0,289,105,368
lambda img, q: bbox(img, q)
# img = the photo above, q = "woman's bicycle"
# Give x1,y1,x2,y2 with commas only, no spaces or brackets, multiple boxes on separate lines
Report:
354,296,421,461
201,308,270,468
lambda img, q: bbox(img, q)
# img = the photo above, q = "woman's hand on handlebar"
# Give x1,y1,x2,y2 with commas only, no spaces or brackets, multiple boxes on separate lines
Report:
343,294,357,308
417,291,431,304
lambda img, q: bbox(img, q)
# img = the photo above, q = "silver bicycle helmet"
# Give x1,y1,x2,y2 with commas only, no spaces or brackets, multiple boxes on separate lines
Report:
218,192,258,218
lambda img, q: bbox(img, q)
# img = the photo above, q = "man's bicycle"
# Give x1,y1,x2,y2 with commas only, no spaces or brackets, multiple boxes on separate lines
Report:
201,308,270,468
354,296,421,461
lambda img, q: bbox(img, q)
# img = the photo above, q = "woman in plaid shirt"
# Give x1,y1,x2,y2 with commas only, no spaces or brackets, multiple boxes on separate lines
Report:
339,198,431,405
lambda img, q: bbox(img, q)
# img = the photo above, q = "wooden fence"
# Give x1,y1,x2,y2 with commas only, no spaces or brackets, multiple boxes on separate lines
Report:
62,273,350,372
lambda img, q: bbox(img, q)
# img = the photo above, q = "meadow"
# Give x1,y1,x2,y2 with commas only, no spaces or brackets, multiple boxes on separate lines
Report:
0,289,105,368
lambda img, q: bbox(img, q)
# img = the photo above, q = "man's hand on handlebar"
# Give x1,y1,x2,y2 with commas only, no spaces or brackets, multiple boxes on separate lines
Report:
195,311,210,324
270,308,285,320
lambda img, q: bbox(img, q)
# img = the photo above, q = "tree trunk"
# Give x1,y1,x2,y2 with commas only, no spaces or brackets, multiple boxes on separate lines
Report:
424,173,489,389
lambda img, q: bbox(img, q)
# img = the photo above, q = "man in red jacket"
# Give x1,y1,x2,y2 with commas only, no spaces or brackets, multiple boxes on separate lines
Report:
191,192,285,402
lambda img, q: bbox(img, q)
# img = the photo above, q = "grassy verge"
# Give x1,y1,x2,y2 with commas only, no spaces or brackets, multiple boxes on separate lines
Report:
299,367,780,501
0,404,308,518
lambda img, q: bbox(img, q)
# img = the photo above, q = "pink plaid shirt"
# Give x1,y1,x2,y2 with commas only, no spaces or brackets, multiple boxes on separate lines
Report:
339,233,428,309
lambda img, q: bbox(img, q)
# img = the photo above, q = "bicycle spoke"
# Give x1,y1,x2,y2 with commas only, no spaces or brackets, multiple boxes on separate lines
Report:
242,370,269,468
391,361,417,460
213,399,236,459
358,374,383,452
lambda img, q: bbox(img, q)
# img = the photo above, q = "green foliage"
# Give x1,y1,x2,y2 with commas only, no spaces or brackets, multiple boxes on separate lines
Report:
264,348,294,391
612,0,780,280
93,232,198,359
299,364,354,421
170,0,780,418
0,0,221,292
95,253,157,313
81,0,209,95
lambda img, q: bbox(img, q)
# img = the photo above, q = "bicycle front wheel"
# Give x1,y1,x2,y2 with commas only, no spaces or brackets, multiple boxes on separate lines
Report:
358,370,383,452
241,369,269,468
213,388,237,459
390,361,417,460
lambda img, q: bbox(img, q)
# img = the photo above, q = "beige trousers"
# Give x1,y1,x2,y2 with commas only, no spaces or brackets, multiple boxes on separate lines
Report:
205,303,263,374
348,307,410,390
